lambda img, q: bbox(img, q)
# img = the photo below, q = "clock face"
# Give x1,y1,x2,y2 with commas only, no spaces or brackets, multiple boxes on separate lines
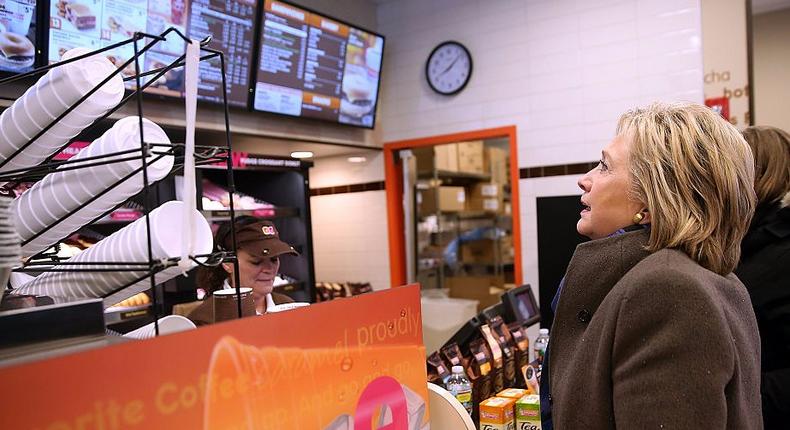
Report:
426,41,472,95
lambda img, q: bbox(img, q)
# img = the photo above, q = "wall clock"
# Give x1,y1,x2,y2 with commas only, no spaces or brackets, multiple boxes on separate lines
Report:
425,41,472,95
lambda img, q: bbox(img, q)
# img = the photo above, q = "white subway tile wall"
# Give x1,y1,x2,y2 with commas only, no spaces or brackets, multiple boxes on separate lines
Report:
309,0,703,294
372,0,704,294
309,152,386,189
376,0,703,162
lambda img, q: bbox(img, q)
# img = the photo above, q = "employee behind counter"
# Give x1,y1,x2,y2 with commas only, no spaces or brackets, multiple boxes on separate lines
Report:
187,217,297,325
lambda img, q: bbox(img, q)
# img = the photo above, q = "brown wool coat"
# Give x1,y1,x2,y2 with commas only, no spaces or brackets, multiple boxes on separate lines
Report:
185,291,294,326
549,229,763,429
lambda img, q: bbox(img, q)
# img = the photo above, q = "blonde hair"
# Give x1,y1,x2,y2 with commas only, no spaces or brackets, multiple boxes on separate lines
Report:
617,102,756,275
741,126,790,205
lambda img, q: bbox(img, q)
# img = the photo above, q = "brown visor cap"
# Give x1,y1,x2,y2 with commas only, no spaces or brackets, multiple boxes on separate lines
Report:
225,220,299,258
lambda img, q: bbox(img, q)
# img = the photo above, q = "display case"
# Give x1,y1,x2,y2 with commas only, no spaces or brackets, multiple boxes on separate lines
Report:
190,152,316,303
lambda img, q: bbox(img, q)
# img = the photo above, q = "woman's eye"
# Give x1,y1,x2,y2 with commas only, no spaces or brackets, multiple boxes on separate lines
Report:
270,257,280,264
598,160,609,171
250,260,261,266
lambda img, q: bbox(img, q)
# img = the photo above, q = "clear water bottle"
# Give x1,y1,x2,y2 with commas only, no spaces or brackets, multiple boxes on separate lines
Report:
534,328,550,367
445,365,473,415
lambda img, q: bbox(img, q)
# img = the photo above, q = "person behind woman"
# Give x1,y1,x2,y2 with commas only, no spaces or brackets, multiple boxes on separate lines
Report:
540,102,762,429
736,126,790,429
188,216,296,325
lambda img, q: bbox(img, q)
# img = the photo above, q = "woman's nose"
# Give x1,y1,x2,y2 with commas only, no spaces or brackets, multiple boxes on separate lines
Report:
578,170,592,192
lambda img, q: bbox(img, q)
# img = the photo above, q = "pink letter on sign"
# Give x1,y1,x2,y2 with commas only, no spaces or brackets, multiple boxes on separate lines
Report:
354,376,409,430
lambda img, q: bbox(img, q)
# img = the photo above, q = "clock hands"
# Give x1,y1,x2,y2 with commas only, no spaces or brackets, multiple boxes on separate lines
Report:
439,55,460,76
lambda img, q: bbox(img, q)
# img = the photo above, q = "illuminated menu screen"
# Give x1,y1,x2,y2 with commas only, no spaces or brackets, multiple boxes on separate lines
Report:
47,0,255,107
253,0,384,128
0,0,39,73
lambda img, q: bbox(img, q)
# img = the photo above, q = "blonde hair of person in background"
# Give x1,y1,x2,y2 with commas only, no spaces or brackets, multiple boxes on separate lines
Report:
618,102,756,276
742,126,790,206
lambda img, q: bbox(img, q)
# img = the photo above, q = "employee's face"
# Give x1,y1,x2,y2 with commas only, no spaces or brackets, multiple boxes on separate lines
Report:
577,136,644,239
229,249,280,298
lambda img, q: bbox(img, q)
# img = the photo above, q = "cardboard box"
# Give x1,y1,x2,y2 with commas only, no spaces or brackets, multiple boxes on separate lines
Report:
414,147,434,174
497,388,528,401
460,237,514,264
457,140,485,174
414,144,458,173
468,183,504,213
445,276,505,311
435,143,458,171
479,396,516,430
515,395,541,430
419,186,466,214
485,147,509,185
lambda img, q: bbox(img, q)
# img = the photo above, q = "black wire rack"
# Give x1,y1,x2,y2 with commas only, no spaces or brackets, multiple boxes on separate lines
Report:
0,27,246,336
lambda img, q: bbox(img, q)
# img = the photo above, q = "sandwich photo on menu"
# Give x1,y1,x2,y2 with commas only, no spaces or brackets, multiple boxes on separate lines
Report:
0,0,37,72
50,0,100,36
339,29,382,127
65,3,96,30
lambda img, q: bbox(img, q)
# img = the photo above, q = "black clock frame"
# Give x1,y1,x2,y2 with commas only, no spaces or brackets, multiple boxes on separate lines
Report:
425,40,473,96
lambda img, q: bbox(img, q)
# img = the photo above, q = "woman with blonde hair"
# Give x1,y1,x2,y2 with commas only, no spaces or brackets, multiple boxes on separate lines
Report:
736,125,790,429
539,102,762,429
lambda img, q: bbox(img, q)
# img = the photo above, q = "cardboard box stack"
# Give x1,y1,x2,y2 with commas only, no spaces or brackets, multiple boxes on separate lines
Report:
468,183,504,213
420,186,466,214
461,236,514,265
445,275,505,311
415,144,459,173
485,147,509,185
457,140,485,174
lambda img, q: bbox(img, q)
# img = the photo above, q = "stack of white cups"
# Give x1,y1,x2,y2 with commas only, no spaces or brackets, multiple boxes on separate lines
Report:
11,201,213,306
122,315,197,340
0,47,124,173
12,116,174,257
0,197,21,305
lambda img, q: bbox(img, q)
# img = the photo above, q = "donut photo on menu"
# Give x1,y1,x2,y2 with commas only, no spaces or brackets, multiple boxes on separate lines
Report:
0,0,38,73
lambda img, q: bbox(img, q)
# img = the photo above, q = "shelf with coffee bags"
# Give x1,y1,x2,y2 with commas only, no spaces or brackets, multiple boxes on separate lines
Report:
0,27,251,344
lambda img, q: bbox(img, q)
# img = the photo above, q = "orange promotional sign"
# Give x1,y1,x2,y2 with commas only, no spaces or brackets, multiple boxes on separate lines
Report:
0,285,429,430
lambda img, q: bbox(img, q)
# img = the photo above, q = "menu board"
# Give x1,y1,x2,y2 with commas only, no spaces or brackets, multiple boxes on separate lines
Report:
47,0,256,107
253,0,384,128
0,0,38,73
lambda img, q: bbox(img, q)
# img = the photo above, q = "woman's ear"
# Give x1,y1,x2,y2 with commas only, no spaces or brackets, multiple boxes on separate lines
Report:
221,263,233,274
639,209,651,225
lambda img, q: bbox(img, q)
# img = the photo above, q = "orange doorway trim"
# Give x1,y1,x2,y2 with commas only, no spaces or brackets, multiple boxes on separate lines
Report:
383,126,522,288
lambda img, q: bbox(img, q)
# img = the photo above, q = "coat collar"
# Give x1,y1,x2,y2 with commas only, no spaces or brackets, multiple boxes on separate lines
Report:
549,229,652,376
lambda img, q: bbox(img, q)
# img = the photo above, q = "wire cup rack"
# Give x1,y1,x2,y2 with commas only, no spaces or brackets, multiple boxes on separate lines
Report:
0,27,248,336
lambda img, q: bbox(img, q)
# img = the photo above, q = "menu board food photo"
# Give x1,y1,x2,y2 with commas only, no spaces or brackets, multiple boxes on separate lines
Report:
48,0,256,107
253,0,384,128
0,0,38,73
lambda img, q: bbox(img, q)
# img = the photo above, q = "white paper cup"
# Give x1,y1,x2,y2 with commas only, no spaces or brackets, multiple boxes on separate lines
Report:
15,117,174,257
214,288,256,322
122,315,197,340
0,47,124,172
12,201,213,306
55,48,125,107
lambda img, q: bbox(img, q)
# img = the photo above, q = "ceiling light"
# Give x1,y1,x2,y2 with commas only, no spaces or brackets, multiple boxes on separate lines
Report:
290,151,314,159
347,156,367,163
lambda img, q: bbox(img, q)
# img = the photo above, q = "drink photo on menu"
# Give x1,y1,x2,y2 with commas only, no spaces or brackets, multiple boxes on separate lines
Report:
0,0,37,73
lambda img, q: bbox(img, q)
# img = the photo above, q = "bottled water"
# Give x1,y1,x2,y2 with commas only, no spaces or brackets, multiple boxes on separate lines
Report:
534,328,550,368
445,365,473,415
